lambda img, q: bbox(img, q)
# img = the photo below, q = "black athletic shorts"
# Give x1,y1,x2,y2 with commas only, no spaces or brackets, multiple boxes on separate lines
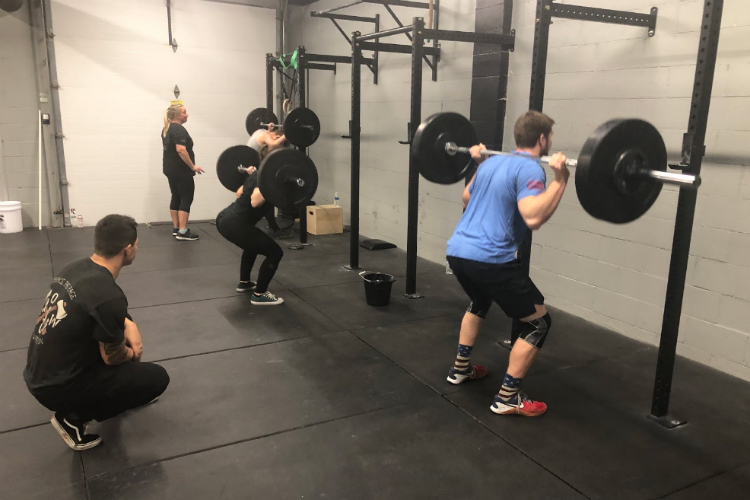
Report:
447,256,544,319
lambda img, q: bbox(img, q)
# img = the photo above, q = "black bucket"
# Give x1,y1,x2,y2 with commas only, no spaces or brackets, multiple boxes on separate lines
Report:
360,271,397,307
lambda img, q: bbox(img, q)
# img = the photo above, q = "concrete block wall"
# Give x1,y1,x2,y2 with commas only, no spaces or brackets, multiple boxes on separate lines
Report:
471,0,513,150
49,0,276,225
504,0,750,381
288,0,476,264
0,5,51,228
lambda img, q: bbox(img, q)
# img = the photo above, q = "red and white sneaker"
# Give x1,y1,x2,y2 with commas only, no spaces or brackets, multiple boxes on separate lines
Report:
447,365,488,385
491,392,547,417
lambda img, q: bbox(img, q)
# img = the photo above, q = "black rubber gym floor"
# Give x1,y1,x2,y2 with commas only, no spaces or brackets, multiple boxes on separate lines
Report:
1,223,749,500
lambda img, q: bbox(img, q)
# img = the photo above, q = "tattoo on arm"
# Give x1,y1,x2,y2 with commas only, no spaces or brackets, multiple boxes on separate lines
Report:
104,341,130,364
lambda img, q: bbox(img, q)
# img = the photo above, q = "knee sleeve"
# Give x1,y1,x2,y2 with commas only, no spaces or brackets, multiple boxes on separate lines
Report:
467,301,491,319
518,312,552,349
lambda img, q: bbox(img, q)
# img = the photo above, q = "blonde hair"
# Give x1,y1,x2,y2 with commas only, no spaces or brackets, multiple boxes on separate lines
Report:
162,104,184,138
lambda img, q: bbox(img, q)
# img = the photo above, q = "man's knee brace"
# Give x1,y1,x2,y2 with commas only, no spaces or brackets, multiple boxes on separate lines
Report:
518,312,552,348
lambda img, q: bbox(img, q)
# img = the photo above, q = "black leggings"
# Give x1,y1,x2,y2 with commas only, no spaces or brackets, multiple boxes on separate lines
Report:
217,214,283,293
165,173,195,212
31,362,170,423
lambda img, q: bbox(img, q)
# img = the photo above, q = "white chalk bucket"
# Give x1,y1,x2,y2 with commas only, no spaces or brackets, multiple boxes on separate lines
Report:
0,201,23,234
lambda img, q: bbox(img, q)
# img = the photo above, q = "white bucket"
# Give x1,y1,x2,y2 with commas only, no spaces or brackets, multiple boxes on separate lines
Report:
0,201,23,234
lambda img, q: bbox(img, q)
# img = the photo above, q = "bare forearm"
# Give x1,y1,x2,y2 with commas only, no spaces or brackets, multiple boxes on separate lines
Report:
177,149,195,169
250,188,265,208
538,178,567,224
103,341,134,365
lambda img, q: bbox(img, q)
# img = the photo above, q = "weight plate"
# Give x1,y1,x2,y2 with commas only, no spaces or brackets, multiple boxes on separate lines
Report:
216,145,261,192
412,112,477,184
284,107,321,148
575,119,666,224
245,108,279,136
257,148,318,210
0,0,24,13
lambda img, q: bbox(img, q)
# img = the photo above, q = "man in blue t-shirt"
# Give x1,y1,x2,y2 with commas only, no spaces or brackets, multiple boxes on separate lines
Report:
445,111,570,418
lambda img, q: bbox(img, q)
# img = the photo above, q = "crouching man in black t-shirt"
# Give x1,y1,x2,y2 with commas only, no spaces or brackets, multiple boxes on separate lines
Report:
23,214,170,451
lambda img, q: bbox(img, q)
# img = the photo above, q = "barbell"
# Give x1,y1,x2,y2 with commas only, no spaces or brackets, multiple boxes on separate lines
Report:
411,112,701,224
216,145,318,211
245,107,321,149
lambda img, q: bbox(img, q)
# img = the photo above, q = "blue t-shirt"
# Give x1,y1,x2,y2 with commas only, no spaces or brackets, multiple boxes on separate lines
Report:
446,152,546,264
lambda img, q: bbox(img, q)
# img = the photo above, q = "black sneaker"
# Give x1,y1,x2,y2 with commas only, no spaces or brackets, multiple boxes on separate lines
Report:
236,280,257,292
50,413,101,451
251,291,284,305
175,229,199,241
172,228,179,237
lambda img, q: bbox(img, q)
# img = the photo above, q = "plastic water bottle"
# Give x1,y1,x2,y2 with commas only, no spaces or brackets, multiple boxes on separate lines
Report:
76,214,84,228
445,260,453,275
333,192,340,207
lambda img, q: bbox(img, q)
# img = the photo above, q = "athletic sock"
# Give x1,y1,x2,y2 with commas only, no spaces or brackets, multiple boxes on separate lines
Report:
179,228,188,234
497,373,522,403
453,343,473,373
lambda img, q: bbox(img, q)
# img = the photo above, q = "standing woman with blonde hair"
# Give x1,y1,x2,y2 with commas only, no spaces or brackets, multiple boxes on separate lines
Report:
162,104,204,240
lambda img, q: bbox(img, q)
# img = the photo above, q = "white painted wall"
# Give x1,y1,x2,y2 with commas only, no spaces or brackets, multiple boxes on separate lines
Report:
504,0,750,381
50,0,276,225
0,4,50,228
289,0,476,265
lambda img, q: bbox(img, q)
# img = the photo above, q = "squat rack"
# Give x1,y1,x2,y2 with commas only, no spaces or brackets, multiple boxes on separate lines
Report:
265,49,374,248
523,0,723,427
312,0,442,83
349,19,515,290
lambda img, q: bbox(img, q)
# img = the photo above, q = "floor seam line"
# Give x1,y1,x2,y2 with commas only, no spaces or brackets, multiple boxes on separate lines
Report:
0,346,28,354
652,461,750,500
85,403,409,481
287,288,347,329
0,421,48,435
440,394,594,500
146,331,350,363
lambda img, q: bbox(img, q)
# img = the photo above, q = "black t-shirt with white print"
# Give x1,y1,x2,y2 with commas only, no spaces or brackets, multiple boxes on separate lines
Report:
162,122,195,177
23,258,129,392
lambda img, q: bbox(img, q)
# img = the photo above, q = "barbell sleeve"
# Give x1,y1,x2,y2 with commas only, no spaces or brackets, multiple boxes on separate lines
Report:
259,122,282,129
538,155,578,168
445,142,699,189
637,169,701,189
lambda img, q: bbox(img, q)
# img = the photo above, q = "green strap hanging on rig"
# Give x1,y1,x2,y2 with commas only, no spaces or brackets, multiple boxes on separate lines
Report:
280,49,298,70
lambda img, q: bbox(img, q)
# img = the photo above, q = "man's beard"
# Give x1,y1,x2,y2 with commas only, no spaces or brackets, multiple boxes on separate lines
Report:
540,137,550,156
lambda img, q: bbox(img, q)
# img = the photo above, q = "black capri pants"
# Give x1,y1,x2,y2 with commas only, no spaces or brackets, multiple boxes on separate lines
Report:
165,173,195,212
216,213,283,293
31,361,170,423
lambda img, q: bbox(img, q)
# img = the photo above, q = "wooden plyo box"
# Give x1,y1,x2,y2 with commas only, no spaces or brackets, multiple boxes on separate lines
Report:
306,204,343,235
